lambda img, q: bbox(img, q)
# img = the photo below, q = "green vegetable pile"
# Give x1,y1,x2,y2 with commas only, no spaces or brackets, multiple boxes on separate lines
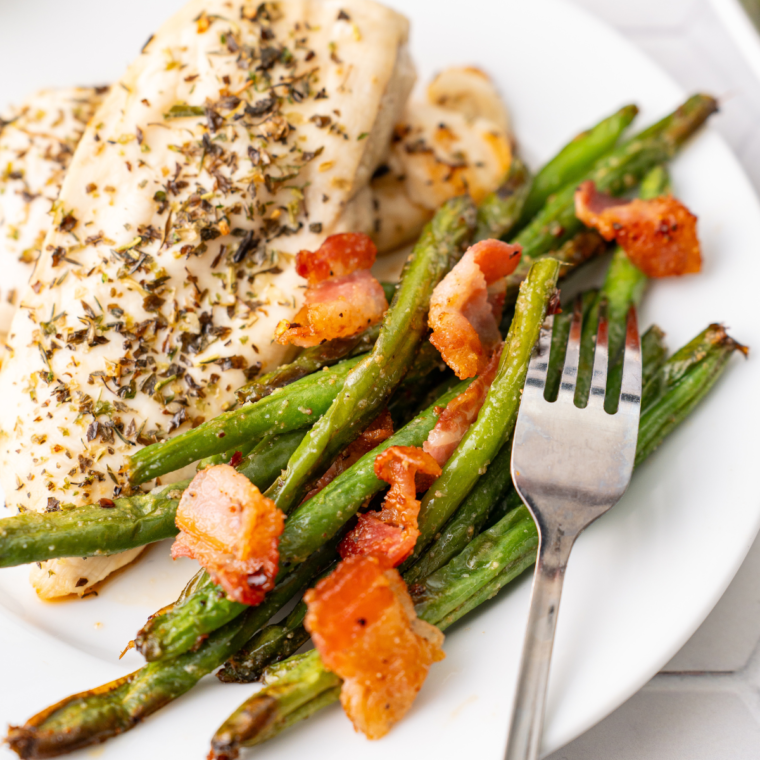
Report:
3,94,746,760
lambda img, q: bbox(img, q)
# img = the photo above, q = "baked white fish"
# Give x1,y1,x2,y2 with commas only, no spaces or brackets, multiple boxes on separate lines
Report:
0,87,108,338
0,0,415,598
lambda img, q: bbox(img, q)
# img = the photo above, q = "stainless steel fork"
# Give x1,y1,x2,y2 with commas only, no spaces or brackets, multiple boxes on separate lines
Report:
504,299,642,760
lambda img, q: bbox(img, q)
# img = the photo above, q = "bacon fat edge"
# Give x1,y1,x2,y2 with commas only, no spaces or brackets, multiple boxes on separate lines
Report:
428,238,521,378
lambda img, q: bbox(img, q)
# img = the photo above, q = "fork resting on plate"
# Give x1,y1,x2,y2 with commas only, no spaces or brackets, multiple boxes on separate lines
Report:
504,299,642,760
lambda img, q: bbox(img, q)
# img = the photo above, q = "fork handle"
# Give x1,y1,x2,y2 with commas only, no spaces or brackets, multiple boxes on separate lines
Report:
504,529,575,760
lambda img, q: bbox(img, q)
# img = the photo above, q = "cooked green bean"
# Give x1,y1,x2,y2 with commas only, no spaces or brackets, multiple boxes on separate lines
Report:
0,430,306,571
407,257,561,566
127,356,364,486
515,104,639,229
265,196,477,515
506,95,717,300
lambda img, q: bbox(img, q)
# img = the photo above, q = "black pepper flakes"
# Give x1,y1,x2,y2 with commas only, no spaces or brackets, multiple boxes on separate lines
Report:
168,407,187,433
142,294,166,313
245,96,276,118
231,230,259,264
205,106,224,133
258,47,281,71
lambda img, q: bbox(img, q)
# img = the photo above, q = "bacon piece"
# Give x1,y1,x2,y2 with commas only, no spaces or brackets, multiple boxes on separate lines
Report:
423,343,502,466
429,238,521,378
574,180,701,277
275,232,388,348
304,554,445,739
301,410,394,503
170,464,284,606
275,270,388,348
296,232,378,284
339,446,441,567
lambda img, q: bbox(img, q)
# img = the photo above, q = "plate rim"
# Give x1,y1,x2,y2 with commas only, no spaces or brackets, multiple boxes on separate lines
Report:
1,1,760,758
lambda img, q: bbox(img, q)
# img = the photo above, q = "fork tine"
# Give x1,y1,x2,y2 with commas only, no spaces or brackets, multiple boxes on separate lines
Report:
617,306,642,416
586,299,609,409
522,314,554,402
556,296,582,403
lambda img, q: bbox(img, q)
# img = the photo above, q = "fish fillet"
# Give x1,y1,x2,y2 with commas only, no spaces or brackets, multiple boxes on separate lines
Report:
0,87,108,338
0,0,415,598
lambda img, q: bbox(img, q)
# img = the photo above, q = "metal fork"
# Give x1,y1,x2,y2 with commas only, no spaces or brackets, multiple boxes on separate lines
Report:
504,299,642,760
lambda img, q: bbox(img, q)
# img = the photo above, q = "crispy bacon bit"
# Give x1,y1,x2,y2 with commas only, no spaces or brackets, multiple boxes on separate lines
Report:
301,410,394,503
574,181,701,277
296,232,378,284
339,446,441,567
170,464,284,606
429,239,521,378
275,270,388,347
275,233,388,348
423,344,502,466
304,555,445,739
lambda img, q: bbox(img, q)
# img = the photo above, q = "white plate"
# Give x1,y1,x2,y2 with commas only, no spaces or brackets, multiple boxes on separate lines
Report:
1,1,760,758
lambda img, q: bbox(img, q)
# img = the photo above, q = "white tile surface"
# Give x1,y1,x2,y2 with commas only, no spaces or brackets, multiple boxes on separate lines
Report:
548,688,760,760
547,1,760,758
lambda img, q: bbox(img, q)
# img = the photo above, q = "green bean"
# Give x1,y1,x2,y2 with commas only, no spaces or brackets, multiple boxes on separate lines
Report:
0,481,186,570
210,650,342,757
0,430,306,571
406,257,561,566
127,356,364,486
635,324,746,466
217,599,310,683
516,104,639,229
640,325,669,410
506,95,717,299
403,440,514,585
411,506,538,626
265,196,477,515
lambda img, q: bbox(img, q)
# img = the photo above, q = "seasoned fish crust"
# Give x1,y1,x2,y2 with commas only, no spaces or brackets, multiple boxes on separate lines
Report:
0,86,108,336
